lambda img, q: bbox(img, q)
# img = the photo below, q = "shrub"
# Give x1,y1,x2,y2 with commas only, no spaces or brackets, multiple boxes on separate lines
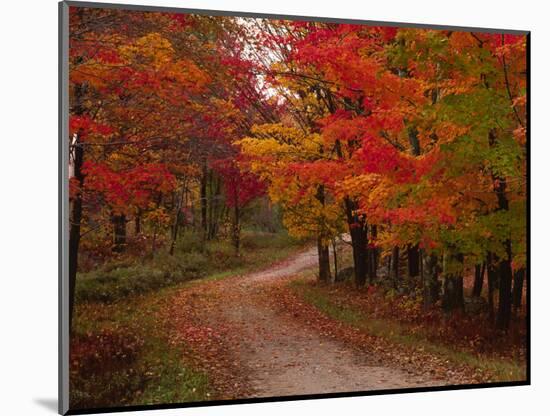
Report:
76,266,166,303
153,251,209,282
76,250,213,303
70,329,145,409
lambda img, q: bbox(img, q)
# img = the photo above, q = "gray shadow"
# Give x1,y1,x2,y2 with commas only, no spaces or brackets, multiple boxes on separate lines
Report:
34,398,58,413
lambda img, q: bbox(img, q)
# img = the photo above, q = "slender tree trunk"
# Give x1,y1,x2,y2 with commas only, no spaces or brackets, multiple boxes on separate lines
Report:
367,225,379,282
200,158,208,240
407,243,420,278
207,169,213,240
317,237,331,282
487,252,497,317
408,126,421,156
423,253,439,308
232,189,241,256
314,184,332,282
332,238,338,283
112,213,127,253
496,240,514,330
387,254,392,281
472,262,486,297
68,82,86,331
207,171,222,240
68,137,83,330
512,268,526,311
135,208,141,235
211,176,222,240
169,183,186,255
442,253,464,312
391,246,400,289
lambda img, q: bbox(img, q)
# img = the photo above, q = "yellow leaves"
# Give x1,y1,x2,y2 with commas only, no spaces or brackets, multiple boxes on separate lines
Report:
120,33,174,70
145,207,171,225
168,59,211,90
239,122,346,241
335,174,381,200
238,124,322,162
243,138,299,160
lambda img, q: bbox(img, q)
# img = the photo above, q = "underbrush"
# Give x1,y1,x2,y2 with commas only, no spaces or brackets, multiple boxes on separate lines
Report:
290,278,527,382
70,290,210,410
76,230,304,303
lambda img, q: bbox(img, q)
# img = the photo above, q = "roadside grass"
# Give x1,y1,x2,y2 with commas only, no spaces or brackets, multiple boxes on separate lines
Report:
289,278,526,382
71,287,210,410
71,231,308,409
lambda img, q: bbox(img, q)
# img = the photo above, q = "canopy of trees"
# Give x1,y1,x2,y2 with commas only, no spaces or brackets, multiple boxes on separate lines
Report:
68,7,527,332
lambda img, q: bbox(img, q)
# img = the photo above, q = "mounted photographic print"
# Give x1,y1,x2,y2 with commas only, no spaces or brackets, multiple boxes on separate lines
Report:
59,1,530,414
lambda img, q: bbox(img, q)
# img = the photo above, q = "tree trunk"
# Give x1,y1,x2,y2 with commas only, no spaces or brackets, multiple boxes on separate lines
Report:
442,253,464,312
472,262,485,298
391,246,400,289
487,252,498,317
232,196,240,256
317,237,331,282
334,137,368,288
496,240,514,330
350,227,368,287
207,171,222,240
512,268,526,311
387,253,392,281
68,82,86,331
169,183,186,255
344,197,368,287
112,213,126,253
332,238,338,282
135,209,141,235
200,159,208,240
423,253,439,308
68,139,83,331
314,184,332,282
442,274,464,312
489,129,514,331
407,243,420,278
367,225,379,282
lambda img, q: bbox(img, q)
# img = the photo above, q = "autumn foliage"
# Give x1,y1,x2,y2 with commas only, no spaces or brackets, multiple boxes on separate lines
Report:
68,6,527,339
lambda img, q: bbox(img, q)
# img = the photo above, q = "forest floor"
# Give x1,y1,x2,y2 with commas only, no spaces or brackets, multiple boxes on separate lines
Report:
71,240,526,409
163,246,494,400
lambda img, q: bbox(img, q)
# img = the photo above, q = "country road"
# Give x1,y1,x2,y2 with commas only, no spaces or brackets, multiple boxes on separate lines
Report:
166,247,442,399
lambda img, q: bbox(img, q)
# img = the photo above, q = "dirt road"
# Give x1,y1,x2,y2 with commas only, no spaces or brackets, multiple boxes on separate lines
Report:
166,247,441,399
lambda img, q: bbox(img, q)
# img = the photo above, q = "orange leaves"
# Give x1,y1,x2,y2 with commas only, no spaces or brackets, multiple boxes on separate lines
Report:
513,126,527,145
